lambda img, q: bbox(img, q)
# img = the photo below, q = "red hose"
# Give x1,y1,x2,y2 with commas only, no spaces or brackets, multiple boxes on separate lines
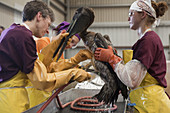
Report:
37,84,117,113
70,96,117,112
77,97,104,107
36,83,70,113
56,95,72,108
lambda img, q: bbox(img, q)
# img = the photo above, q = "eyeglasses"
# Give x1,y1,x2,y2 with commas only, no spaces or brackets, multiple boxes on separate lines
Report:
128,11,135,17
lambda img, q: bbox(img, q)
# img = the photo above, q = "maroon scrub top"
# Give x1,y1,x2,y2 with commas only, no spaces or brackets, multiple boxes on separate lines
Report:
132,31,167,88
0,23,37,82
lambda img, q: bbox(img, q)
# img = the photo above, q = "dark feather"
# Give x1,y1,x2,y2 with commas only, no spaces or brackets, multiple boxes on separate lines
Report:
80,31,128,104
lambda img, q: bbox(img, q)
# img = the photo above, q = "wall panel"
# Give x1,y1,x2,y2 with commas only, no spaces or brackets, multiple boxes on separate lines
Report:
0,3,14,28
65,0,170,60
70,0,134,6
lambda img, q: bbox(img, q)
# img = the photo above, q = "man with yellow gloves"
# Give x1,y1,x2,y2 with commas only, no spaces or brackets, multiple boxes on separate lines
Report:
0,1,91,113
27,31,92,108
27,21,89,108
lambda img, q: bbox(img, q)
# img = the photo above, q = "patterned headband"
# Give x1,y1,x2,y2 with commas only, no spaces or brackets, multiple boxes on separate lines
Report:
130,0,156,19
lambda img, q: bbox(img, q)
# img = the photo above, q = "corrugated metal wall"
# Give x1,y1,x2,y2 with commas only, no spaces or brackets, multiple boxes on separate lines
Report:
0,0,66,37
65,0,170,60
48,0,66,37
50,0,66,26
69,0,132,22
0,0,31,28
0,0,170,59
69,0,170,22
0,3,14,28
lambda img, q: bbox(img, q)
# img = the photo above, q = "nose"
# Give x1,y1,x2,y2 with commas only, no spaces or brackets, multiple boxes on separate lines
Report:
69,43,74,48
128,17,130,21
46,29,49,34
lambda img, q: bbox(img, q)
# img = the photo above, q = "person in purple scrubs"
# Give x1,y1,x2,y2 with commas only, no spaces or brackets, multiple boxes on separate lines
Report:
0,1,91,113
94,0,170,112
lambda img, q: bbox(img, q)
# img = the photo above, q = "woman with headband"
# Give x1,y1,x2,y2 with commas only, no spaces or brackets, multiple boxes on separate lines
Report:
94,0,170,112
53,21,81,49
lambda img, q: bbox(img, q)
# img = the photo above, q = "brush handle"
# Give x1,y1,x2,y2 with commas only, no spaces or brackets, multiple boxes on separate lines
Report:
53,37,65,58
56,35,72,61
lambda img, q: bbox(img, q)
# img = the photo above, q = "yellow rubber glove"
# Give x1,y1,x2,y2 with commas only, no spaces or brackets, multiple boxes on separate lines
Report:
40,31,69,67
70,49,92,64
27,59,91,92
48,49,92,73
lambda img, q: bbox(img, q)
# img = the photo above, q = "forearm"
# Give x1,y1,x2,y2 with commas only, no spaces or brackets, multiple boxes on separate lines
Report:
47,49,92,73
48,49,92,72
114,59,147,89
27,59,91,92
48,58,78,73
40,32,69,67
40,39,61,67
27,59,73,92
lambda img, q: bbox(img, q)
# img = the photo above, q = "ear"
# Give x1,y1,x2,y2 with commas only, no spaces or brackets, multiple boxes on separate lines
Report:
141,11,147,19
36,12,42,22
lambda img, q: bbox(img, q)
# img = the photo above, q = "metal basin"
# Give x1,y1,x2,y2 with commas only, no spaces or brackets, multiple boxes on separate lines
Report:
23,88,125,113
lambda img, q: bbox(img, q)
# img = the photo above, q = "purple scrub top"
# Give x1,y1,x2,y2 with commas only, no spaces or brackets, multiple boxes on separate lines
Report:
0,23,37,82
132,31,167,88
